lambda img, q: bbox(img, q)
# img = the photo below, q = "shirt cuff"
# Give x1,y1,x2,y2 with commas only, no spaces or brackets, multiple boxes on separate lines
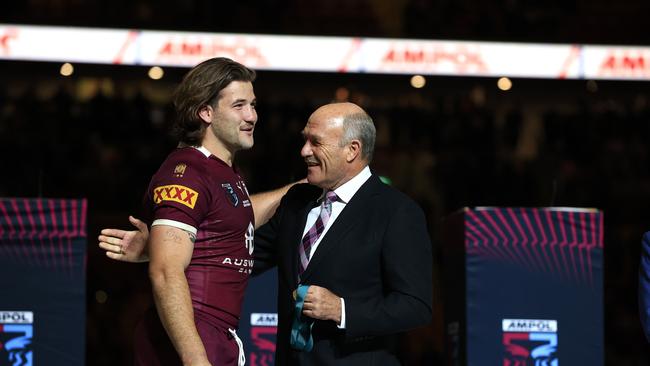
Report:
337,297,346,329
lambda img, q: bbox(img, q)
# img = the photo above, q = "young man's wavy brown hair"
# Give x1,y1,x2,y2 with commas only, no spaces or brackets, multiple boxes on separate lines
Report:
172,57,256,145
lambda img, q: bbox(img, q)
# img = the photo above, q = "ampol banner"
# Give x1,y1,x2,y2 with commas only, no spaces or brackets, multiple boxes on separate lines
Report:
0,198,87,366
442,207,603,366
239,268,278,366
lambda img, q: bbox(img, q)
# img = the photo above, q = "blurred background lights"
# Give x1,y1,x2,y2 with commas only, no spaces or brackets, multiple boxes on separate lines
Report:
334,86,350,102
148,66,164,80
497,77,512,91
410,75,426,88
60,62,74,76
95,290,108,304
586,80,598,93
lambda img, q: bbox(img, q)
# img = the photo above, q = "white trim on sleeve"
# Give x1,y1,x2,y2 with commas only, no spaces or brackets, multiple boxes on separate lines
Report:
151,219,197,235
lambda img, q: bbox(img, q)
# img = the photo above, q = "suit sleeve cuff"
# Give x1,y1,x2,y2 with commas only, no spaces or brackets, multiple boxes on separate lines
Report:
337,297,346,329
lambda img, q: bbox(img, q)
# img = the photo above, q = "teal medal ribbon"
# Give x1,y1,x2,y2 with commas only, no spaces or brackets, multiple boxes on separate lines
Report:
290,285,315,351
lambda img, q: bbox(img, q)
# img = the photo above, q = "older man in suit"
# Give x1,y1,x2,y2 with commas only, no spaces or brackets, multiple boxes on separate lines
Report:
254,102,433,365
640,232,650,341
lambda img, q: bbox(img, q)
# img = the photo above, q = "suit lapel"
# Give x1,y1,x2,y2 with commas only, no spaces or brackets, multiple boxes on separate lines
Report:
300,175,381,282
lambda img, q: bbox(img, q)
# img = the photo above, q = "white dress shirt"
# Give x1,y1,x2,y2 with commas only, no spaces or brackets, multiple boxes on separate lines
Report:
301,166,372,329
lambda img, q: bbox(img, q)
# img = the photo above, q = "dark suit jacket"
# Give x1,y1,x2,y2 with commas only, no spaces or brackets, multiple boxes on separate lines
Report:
640,231,650,342
254,174,433,365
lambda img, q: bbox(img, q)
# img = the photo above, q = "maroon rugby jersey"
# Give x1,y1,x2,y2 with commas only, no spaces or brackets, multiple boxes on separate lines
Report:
143,146,255,329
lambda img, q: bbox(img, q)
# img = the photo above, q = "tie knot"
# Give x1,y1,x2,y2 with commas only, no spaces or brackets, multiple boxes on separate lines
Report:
324,191,339,205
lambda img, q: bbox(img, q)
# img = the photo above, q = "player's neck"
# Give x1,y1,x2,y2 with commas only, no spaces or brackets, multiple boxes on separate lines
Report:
201,136,235,166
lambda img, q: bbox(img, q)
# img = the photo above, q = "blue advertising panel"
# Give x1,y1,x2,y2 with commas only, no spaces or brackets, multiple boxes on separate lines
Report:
442,207,603,366
0,198,87,366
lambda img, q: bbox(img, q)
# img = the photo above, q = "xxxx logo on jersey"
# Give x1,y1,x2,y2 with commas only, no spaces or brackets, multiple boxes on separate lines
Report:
153,185,198,209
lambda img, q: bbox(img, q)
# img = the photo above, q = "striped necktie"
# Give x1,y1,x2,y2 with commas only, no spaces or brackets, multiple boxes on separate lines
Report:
298,191,339,278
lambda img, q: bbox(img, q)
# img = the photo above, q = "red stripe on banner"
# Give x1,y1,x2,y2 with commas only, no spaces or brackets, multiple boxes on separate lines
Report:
0,201,9,260
81,199,88,274
60,199,70,274
0,200,15,238
113,30,138,64
70,200,79,276
36,200,49,268
511,208,541,272
501,209,532,270
587,213,597,286
568,212,580,284
577,212,589,286
465,230,486,257
10,199,25,236
464,230,476,255
24,199,41,267
468,210,511,262
479,210,521,267
23,198,36,237
0,202,6,261
81,199,87,238
522,209,547,274
556,211,572,282
0,200,21,262
11,199,30,266
60,199,69,235
337,37,362,73
0,201,3,238
71,200,78,237
48,200,59,271
599,213,604,248
533,210,556,277
465,220,498,260
545,210,563,282
11,199,32,266
466,211,496,260
558,44,581,79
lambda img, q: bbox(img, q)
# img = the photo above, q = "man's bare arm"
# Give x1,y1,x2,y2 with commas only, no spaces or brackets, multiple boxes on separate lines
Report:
149,225,210,366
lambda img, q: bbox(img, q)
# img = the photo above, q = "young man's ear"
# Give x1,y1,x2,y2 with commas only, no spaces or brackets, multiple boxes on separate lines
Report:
198,105,213,124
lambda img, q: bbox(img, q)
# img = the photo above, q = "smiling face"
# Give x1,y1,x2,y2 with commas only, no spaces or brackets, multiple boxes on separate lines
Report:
300,106,355,190
206,80,257,154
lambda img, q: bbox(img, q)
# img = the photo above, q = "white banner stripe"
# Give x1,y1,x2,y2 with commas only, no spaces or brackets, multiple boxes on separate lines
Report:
2,24,650,80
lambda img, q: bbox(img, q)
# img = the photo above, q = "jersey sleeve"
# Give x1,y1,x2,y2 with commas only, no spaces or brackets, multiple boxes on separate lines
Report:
148,158,211,234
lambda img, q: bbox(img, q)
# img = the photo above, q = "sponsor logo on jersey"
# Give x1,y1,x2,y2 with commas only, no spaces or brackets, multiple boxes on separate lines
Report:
173,163,187,177
245,222,255,255
153,185,198,209
236,181,250,197
221,183,239,207
221,257,254,274
236,181,251,207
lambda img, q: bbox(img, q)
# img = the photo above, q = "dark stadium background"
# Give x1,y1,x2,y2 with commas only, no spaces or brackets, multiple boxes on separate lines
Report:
1,0,650,364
